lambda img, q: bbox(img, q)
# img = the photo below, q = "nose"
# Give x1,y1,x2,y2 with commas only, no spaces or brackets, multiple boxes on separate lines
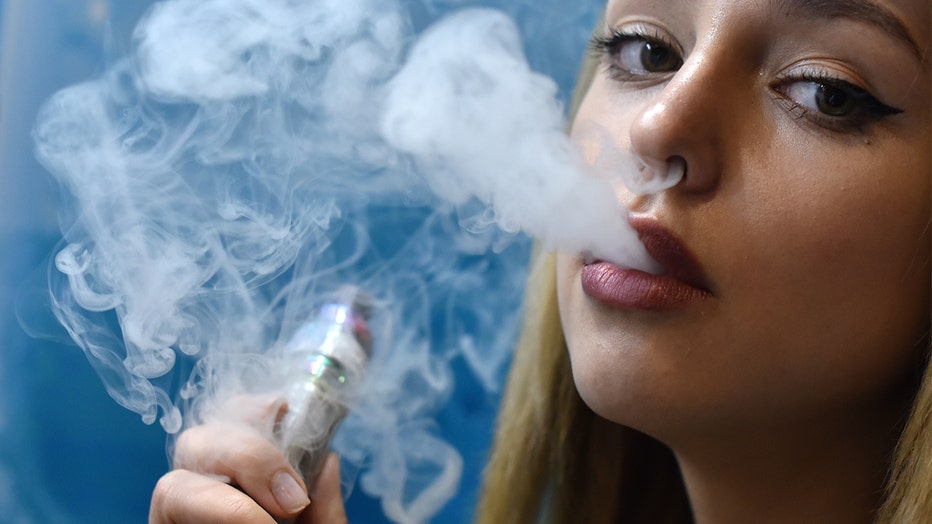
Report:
628,56,728,195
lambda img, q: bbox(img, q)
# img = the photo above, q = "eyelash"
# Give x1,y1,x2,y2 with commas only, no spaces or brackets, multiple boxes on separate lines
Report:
770,71,903,132
588,27,681,82
588,27,903,132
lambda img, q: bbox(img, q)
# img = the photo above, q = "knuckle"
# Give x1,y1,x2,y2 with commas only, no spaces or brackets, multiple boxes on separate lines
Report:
224,495,268,522
169,422,291,497
149,470,187,517
150,469,274,524
152,470,181,501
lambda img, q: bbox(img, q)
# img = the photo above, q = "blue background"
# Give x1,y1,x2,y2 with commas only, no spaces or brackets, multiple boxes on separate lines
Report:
0,1,599,521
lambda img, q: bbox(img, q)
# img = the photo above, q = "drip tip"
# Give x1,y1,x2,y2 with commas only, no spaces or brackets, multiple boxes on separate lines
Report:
331,285,374,357
284,285,374,361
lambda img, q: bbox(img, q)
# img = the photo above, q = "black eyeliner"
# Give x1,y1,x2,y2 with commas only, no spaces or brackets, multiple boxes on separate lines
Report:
797,71,903,118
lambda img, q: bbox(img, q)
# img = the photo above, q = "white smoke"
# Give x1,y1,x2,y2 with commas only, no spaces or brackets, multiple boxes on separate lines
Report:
32,0,676,521
381,9,665,269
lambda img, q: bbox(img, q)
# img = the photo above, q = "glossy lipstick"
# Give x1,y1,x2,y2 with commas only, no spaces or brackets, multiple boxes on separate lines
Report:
581,217,712,310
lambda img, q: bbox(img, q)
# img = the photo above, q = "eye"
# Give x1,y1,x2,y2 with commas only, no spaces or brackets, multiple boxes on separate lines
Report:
590,28,683,81
782,81,859,116
773,73,903,130
616,38,683,74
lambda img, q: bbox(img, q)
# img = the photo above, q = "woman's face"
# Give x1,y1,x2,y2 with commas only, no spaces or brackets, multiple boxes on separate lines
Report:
558,0,930,442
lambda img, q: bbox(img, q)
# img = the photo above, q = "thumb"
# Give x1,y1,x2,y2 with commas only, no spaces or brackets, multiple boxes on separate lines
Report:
297,453,348,524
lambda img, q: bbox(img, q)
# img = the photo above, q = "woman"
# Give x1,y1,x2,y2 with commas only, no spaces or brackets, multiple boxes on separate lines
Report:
150,0,931,522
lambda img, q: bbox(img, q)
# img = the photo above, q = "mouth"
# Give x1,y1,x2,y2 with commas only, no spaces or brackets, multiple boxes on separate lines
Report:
628,215,712,293
580,215,712,310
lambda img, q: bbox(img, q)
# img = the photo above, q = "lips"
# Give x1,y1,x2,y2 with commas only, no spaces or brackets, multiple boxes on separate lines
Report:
580,215,712,310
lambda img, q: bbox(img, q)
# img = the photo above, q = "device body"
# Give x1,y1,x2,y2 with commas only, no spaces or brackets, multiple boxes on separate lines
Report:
278,288,372,481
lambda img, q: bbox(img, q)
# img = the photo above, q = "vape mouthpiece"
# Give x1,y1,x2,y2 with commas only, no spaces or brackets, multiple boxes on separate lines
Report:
279,285,374,483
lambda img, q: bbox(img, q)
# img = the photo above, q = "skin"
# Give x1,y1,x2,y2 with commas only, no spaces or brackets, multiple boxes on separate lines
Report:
149,397,347,523
559,0,930,522
152,0,930,522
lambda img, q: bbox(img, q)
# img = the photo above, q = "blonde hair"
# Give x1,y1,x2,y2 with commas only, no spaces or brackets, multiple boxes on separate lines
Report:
477,20,932,524
878,326,932,522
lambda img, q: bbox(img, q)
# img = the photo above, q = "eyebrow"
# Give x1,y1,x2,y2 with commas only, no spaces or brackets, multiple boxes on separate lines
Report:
772,0,926,63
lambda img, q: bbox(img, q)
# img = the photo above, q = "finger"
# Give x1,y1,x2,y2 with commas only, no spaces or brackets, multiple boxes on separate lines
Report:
296,454,348,524
174,424,310,518
149,469,275,524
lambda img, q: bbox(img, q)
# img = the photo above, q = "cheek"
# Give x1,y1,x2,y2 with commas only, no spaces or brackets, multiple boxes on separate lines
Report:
571,77,637,150
747,138,929,316
720,143,931,404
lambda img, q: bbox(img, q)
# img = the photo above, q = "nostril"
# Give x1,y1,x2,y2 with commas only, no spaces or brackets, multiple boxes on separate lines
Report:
625,156,687,195
666,156,687,185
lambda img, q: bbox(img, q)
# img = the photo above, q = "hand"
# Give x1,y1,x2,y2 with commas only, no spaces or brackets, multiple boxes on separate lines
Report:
149,401,348,523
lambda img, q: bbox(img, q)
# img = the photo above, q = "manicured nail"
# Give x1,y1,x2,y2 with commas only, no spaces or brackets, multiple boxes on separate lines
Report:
272,472,310,513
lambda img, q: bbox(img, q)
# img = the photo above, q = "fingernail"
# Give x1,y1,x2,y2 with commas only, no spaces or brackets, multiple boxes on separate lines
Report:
273,472,310,513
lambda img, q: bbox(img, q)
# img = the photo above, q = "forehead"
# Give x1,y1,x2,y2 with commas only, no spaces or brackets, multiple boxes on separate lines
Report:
605,0,931,58
774,0,929,59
